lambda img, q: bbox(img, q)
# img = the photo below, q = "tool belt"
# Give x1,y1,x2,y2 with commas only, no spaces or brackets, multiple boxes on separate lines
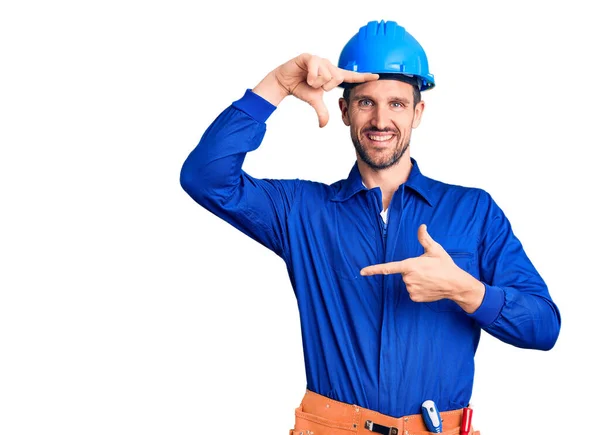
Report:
289,389,480,435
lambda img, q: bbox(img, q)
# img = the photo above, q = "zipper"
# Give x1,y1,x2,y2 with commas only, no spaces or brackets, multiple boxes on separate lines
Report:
381,214,388,251
369,190,388,255
382,187,399,263
375,189,397,412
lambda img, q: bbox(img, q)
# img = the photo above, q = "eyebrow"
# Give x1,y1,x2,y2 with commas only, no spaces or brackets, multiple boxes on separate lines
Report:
352,94,412,105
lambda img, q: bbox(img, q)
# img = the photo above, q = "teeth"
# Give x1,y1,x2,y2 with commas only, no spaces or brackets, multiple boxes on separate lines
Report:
368,134,393,141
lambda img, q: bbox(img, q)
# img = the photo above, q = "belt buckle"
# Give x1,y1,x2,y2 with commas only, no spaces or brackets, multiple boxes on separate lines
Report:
365,419,399,435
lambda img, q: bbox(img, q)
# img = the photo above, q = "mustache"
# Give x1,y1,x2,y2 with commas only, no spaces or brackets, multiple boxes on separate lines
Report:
362,128,398,134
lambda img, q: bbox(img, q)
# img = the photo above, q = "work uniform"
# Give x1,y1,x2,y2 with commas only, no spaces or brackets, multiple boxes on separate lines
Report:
180,89,561,430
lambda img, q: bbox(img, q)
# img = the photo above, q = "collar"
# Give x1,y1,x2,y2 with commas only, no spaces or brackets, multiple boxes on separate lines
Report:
331,157,435,206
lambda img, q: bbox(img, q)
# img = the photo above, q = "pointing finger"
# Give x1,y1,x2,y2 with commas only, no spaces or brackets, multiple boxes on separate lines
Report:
360,259,411,276
341,71,380,83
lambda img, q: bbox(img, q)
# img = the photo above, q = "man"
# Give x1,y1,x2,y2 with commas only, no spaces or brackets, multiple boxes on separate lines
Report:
180,20,560,435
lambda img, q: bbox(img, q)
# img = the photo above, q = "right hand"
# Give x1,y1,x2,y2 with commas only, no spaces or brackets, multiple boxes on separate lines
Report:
254,53,379,128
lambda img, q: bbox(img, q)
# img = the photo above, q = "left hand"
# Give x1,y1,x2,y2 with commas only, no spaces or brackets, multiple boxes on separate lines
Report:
360,224,484,310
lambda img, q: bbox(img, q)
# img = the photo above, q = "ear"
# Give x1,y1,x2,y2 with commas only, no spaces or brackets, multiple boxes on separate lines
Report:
411,100,425,129
339,98,351,126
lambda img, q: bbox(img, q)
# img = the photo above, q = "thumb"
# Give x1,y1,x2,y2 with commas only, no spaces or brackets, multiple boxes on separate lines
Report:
418,224,442,255
309,96,329,128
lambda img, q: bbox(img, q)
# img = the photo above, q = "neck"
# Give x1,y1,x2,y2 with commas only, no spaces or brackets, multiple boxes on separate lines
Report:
358,154,412,210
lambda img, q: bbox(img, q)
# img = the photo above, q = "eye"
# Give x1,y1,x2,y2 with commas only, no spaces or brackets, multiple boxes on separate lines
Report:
358,99,373,107
391,101,406,109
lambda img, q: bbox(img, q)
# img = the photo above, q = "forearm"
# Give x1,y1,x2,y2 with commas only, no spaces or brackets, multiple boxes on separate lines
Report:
180,89,300,257
180,89,276,203
449,270,485,314
252,71,290,106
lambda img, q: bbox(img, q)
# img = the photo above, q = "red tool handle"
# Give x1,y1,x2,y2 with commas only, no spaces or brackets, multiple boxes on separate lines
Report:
460,407,473,435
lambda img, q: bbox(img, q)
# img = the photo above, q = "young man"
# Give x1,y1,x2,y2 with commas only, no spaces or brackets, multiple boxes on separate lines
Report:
180,20,560,435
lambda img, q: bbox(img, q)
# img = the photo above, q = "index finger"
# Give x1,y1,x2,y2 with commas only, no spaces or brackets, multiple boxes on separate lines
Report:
360,259,410,276
340,71,380,83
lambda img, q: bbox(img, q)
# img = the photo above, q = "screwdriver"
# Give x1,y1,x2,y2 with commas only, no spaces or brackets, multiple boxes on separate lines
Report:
460,406,473,435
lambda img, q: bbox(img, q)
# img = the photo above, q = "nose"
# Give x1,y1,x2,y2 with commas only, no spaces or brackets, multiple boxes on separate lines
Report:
370,105,390,131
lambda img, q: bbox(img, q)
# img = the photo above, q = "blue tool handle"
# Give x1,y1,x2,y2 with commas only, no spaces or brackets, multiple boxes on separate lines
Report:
421,400,443,433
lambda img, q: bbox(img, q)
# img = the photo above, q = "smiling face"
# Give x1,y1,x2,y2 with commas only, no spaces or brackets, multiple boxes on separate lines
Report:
339,79,425,171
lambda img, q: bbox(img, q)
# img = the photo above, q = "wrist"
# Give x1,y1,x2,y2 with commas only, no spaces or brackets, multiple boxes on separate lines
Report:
252,72,290,106
450,269,485,314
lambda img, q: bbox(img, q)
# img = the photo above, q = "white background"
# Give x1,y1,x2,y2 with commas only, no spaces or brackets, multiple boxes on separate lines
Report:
1,1,599,434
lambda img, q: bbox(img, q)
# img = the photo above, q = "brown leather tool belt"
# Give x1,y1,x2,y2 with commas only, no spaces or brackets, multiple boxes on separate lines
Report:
290,389,480,435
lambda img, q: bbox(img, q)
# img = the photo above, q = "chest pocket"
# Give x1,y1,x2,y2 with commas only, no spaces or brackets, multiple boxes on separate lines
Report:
425,234,478,313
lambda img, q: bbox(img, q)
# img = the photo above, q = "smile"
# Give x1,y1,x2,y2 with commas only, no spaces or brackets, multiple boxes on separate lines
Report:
367,134,393,141
364,133,396,146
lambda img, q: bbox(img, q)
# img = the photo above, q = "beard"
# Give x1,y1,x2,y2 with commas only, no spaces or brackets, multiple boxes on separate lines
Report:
351,129,410,171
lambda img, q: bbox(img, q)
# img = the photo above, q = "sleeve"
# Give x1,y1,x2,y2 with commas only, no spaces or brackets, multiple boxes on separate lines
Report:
179,89,301,261
467,190,561,350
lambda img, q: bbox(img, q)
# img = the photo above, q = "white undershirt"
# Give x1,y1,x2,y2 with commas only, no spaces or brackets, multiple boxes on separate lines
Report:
380,208,389,224
363,182,389,224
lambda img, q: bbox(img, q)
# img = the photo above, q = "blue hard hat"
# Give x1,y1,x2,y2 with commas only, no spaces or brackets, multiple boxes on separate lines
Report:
338,20,435,91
